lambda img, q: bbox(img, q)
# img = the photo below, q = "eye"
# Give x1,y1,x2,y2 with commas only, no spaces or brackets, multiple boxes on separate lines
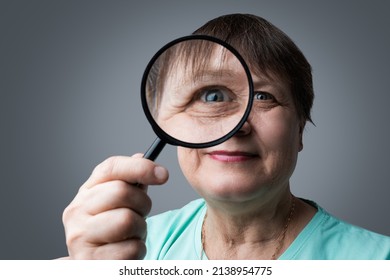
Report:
200,88,232,102
254,91,274,101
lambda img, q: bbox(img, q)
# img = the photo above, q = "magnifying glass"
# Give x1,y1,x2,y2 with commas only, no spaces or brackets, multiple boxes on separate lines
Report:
141,35,254,161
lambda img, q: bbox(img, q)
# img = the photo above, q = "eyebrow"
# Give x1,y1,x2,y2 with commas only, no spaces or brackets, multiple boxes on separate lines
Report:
167,68,248,96
253,79,272,89
192,69,239,81
252,76,291,101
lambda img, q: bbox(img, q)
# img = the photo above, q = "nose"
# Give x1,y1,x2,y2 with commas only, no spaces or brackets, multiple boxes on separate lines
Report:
235,116,252,137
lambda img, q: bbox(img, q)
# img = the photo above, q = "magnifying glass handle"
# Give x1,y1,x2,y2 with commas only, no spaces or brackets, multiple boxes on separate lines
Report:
143,137,166,161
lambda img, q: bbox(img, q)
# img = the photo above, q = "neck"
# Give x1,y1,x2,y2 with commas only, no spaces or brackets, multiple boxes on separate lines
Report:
202,190,296,259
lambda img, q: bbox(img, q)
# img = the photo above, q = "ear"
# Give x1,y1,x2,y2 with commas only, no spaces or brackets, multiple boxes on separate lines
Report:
298,121,305,152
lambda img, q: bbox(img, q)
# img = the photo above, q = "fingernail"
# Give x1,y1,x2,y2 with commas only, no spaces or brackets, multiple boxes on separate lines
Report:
154,166,168,181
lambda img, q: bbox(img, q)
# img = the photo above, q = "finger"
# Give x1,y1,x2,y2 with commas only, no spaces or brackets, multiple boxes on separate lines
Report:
130,154,150,192
84,180,152,217
85,208,147,244
91,239,146,260
82,155,169,190
132,153,144,159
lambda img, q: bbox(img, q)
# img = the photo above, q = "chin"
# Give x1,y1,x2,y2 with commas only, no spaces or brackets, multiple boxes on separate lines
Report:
197,175,265,202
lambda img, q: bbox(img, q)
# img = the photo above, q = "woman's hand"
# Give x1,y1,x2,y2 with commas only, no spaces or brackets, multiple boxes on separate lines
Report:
62,154,169,259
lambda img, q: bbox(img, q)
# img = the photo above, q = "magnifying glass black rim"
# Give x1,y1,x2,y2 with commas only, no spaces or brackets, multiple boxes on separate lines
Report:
141,34,254,149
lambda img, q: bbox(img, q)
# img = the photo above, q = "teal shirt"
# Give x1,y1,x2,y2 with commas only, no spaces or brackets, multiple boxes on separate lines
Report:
145,199,390,260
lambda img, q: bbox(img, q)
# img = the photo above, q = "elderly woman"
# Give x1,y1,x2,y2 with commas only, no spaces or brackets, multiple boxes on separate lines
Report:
62,14,390,260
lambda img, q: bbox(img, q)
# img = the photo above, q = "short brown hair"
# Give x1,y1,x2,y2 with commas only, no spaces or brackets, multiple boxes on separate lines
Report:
193,13,314,124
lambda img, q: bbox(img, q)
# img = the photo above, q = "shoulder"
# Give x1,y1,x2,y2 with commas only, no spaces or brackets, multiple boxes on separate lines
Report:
146,199,205,229
288,200,390,260
144,199,206,260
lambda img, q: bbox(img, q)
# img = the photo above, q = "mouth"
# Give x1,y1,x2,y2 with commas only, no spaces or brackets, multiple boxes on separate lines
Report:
207,150,258,162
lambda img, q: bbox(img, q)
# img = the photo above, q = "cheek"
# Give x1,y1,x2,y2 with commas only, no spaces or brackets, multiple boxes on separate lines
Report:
258,107,301,151
177,147,201,182
267,120,300,151
254,110,302,176
264,119,302,182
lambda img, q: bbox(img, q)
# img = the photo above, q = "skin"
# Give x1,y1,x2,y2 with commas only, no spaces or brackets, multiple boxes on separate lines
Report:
62,154,169,259
179,73,301,206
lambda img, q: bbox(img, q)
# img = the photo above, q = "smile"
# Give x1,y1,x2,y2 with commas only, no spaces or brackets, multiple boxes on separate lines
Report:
208,151,258,162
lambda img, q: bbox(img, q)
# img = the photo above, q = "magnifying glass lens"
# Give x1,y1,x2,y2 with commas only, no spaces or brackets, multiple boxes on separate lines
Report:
143,37,251,146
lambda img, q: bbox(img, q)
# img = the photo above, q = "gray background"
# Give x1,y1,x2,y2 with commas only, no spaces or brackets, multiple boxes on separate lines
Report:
1,0,389,259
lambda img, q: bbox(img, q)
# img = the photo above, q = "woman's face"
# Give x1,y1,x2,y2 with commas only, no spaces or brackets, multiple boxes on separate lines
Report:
177,66,304,204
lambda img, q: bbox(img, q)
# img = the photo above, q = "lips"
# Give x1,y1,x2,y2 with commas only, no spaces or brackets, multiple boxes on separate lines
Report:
208,150,257,162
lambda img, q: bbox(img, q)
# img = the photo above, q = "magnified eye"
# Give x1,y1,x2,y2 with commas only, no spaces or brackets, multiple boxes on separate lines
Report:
254,91,274,101
200,88,232,102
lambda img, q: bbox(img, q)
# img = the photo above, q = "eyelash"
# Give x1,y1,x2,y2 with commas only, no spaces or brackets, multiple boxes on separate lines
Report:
254,91,275,101
200,88,232,102
195,86,235,102
194,88,276,105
